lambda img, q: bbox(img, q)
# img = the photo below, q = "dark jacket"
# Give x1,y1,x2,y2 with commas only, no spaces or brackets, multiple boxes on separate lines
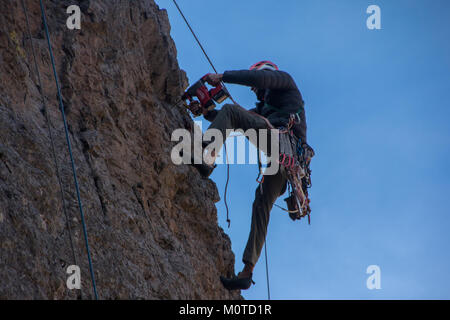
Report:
206,69,307,143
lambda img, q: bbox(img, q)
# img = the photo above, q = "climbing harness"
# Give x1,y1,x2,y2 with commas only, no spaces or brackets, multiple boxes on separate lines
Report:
252,109,314,223
37,0,98,299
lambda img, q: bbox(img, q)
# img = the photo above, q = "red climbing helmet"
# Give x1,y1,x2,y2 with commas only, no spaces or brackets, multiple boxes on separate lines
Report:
249,60,279,71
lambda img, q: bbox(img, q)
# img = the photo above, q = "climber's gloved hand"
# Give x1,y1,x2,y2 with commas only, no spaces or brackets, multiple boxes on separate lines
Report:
187,101,203,117
204,73,223,86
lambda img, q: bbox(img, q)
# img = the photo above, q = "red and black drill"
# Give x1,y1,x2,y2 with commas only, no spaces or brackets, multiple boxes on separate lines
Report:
182,74,229,116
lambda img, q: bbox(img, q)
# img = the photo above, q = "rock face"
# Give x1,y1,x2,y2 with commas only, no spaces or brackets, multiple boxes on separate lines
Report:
0,0,239,299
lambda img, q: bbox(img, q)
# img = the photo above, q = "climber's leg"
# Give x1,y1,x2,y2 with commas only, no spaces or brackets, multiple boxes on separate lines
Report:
195,104,270,177
242,167,287,268
220,168,287,291
207,103,269,151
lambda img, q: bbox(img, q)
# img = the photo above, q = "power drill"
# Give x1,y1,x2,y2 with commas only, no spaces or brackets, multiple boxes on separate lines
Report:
182,73,229,116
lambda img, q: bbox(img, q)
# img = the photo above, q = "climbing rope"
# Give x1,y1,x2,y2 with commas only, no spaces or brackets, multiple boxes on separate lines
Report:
38,0,98,300
172,0,218,74
20,0,81,298
264,242,271,300
172,0,271,299
172,0,233,228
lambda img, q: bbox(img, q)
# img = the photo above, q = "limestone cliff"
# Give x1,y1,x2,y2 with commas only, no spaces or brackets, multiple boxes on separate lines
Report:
0,0,239,299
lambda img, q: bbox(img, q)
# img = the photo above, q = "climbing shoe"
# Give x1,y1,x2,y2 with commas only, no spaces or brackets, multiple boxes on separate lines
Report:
220,273,255,291
193,162,216,178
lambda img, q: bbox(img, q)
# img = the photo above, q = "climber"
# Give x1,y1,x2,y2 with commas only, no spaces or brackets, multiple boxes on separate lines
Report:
190,60,307,291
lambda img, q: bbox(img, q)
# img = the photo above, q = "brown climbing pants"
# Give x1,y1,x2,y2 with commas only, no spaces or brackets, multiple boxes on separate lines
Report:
207,104,287,267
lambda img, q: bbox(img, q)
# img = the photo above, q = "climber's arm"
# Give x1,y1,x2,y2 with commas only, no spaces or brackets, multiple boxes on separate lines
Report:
221,70,297,90
204,70,296,90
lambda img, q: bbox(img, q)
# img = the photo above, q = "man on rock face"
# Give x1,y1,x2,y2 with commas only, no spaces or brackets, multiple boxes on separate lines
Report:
189,61,308,290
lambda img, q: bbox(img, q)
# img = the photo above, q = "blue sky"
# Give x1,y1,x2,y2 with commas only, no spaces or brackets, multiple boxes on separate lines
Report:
161,0,450,299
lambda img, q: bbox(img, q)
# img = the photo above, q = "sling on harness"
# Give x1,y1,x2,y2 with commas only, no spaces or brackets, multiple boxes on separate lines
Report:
257,112,315,224
281,124,314,223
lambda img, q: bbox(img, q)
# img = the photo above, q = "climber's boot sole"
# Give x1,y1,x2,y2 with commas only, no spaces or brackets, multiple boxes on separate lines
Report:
220,274,254,291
